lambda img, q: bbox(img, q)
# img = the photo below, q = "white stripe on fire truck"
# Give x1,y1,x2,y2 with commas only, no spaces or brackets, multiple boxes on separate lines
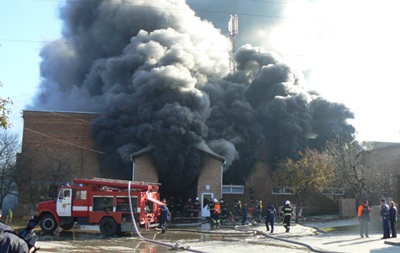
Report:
73,206,89,211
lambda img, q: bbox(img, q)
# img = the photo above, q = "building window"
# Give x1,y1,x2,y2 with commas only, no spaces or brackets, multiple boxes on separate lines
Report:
222,185,244,194
322,187,345,196
76,190,87,200
272,187,295,195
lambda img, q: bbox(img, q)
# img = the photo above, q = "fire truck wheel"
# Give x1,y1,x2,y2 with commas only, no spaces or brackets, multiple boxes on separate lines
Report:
99,217,118,236
40,214,58,233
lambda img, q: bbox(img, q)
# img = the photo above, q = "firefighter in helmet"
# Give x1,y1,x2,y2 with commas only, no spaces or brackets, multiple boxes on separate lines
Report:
281,200,294,233
213,198,221,227
220,198,228,224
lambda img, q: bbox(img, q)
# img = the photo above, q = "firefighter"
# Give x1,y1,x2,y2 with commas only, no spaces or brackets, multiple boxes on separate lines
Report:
175,196,183,216
220,199,228,224
208,199,215,222
213,199,221,227
253,199,261,223
281,200,294,233
241,202,248,225
192,197,201,219
168,196,175,216
234,200,242,221
183,197,193,219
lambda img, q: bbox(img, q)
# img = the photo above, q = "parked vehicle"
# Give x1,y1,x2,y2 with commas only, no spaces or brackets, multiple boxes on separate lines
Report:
38,178,164,236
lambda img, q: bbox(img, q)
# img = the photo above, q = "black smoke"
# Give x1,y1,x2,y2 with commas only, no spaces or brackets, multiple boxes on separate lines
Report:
31,0,355,195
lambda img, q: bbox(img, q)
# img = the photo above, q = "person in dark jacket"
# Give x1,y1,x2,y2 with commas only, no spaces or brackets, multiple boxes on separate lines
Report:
233,200,242,221
389,201,397,238
381,199,390,239
281,200,294,233
192,197,201,218
265,203,276,233
0,221,38,253
220,199,228,223
241,203,248,225
358,200,371,238
159,204,171,233
208,199,215,222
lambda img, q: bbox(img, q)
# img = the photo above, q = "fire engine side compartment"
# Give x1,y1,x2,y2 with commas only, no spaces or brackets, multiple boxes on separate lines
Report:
88,190,141,225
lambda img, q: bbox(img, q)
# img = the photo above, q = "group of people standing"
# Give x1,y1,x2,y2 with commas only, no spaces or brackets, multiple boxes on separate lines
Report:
380,199,397,239
358,199,397,239
230,199,294,233
207,198,228,227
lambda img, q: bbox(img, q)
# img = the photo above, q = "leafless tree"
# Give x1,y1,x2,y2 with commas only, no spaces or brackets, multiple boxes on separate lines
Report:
0,131,19,208
324,138,391,201
16,154,72,208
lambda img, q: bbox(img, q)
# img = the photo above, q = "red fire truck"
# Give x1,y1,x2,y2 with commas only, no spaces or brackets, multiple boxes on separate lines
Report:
37,178,164,236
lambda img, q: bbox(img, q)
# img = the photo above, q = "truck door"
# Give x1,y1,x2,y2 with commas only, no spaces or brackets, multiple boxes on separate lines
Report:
57,188,72,217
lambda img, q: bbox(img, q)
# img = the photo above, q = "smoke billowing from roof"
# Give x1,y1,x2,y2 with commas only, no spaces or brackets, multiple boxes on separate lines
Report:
31,0,354,194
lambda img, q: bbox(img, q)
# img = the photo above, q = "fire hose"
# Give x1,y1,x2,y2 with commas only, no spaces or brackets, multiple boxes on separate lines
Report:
233,224,340,253
128,181,208,253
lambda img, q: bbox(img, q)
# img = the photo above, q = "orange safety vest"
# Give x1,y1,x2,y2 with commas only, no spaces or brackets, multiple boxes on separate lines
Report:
357,204,363,217
214,203,221,214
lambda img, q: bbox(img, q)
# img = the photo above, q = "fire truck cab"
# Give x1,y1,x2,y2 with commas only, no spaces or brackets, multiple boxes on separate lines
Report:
38,178,164,236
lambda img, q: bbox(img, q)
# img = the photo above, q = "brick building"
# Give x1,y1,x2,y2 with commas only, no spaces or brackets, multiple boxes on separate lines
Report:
16,110,400,217
131,143,225,217
362,142,400,202
17,110,225,217
16,110,101,214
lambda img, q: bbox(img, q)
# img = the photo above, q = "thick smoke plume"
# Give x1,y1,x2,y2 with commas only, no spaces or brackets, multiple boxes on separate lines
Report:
32,0,354,197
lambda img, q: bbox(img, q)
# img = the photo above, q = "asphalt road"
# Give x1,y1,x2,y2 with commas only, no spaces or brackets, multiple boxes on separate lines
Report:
35,219,400,253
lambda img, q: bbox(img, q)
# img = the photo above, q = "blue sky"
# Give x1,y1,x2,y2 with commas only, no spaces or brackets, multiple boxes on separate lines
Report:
0,0,61,136
1,0,400,143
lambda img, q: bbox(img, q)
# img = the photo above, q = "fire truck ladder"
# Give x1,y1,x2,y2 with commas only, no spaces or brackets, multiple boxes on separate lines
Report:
74,177,160,191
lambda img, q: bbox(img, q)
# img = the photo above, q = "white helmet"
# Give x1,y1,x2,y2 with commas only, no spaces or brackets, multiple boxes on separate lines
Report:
285,200,290,205
213,198,218,203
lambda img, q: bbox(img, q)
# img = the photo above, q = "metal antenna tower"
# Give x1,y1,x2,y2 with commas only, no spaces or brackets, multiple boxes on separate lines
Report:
228,14,239,74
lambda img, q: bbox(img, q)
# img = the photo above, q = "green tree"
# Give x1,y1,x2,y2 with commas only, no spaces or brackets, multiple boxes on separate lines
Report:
0,82,13,129
272,148,335,220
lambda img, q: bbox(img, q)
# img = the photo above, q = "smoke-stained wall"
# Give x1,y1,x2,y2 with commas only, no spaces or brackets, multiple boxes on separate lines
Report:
30,0,355,196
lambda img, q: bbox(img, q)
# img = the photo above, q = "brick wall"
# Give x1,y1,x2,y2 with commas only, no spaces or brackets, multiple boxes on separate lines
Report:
197,151,223,201
223,161,339,216
133,153,158,183
18,110,100,204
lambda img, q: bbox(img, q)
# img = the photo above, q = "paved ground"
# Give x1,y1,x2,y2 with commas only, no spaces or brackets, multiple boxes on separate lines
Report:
36,218,400,253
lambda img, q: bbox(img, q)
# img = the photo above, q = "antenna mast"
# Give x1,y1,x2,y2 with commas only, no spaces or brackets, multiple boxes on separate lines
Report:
228,14,239,74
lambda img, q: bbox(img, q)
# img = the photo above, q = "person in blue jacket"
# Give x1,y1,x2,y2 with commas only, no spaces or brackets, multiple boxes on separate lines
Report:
159,203,171,233
381,199,390,239
241,203,248,225
389,201,397,238
265,203,276,233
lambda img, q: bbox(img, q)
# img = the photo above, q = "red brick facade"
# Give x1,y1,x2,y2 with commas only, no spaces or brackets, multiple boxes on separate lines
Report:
18,111,100,206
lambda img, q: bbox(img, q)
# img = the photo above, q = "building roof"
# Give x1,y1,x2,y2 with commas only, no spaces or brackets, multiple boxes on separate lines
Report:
131,141,226,163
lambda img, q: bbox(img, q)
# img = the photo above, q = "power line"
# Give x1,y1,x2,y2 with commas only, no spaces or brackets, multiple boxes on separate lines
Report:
24,127,106,155
0,38,307,58
34,0,323,21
